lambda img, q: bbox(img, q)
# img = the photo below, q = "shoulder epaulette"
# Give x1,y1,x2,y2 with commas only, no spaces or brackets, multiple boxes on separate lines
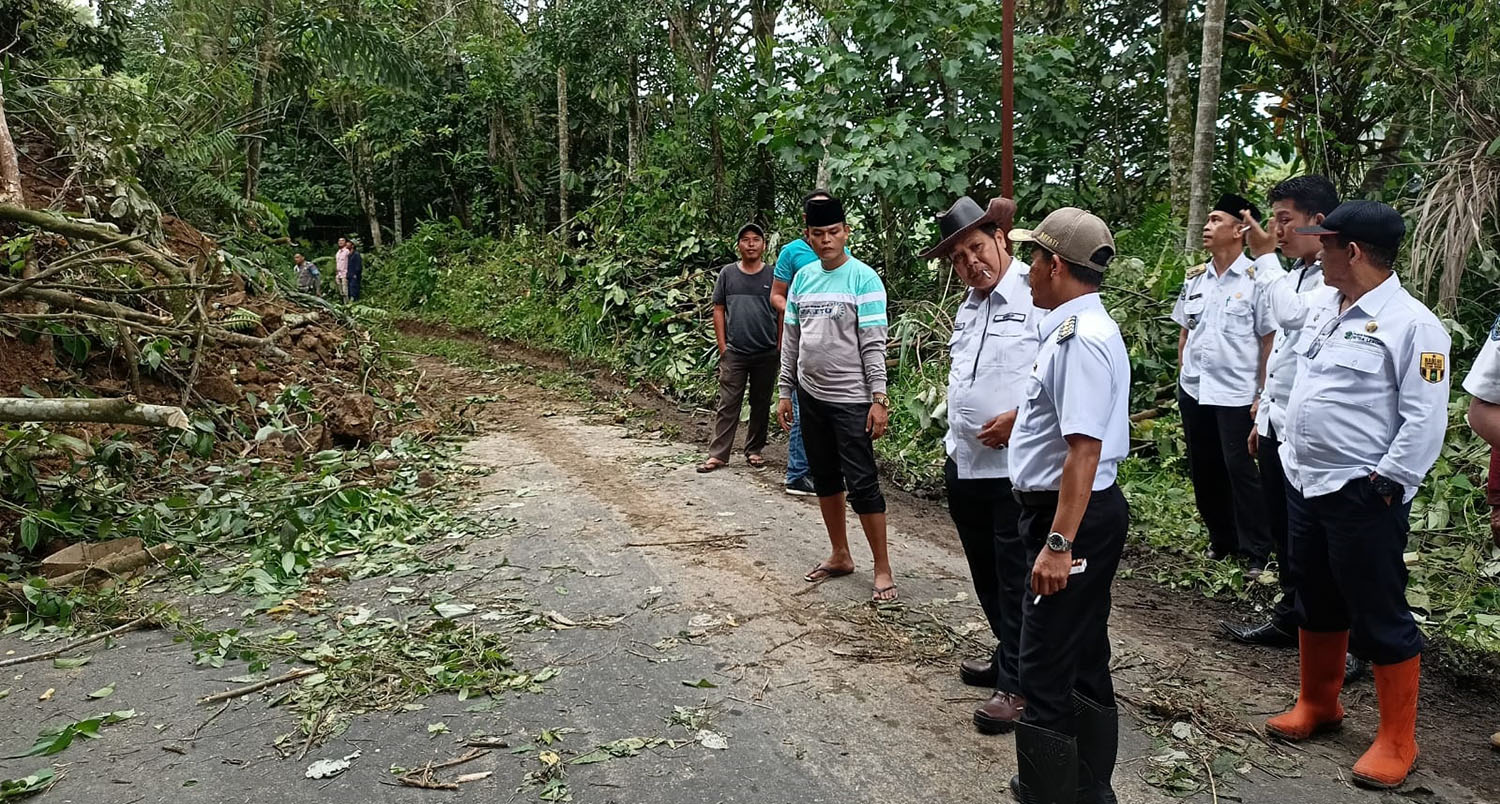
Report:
1185,263,1208,279
1056,316,1078,344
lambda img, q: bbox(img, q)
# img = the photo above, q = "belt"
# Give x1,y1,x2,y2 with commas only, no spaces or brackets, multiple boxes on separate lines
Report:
1012,484,1118,508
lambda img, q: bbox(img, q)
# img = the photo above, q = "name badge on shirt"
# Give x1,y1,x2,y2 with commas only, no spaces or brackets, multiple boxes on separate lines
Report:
993,312,1027,323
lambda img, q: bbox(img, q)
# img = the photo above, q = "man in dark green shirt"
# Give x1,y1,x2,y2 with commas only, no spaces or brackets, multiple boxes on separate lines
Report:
700,223,780,472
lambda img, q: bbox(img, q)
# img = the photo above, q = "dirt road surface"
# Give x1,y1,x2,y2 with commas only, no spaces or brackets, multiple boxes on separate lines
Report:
0,343,1495,804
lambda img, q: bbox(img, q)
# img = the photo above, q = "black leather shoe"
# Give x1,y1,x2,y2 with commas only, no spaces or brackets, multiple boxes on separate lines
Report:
1220,619,1297,648
1011,722,1077,804
959,657,998,688
1345,653,1369,683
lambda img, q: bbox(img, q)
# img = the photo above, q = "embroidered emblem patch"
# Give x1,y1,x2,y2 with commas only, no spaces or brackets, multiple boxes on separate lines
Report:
1342,331,1381,348
1420,352,1446,383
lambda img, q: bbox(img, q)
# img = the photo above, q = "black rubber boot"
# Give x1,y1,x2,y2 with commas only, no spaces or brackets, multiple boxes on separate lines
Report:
1073,693,1119,804
1009,721,1078,804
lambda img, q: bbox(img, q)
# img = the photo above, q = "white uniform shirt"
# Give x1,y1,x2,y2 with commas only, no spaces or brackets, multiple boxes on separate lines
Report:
1172,253,1283,406
944,262,1042,479
1256,256,1329,437
1279,274,1451,503
1009,293,1131,492
1462,312,1500,405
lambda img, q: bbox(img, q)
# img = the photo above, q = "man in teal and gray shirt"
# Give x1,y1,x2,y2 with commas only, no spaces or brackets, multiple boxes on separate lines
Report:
776,194,897,602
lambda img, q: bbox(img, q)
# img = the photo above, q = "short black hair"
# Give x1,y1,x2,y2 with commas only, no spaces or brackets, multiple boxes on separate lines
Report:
978,222,999,237
1269,175,1340,218
1338,236,1397,271
1036,247,1105,288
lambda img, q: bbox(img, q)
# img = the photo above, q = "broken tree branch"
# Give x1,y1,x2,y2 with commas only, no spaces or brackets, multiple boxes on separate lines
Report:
198,667,318,705
0,612,156,668
1,544,178,607
0,203,187,283
0,282,173,325
0,397,190,429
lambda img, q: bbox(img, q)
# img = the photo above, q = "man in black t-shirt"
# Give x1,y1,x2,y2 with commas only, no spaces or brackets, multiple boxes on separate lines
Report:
700,223,780,473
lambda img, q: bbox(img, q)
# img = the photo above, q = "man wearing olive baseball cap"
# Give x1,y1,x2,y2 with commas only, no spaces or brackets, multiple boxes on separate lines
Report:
1005,208,1131,804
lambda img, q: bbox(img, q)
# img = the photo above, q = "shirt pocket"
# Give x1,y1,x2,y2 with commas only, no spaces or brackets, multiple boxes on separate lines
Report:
1329,346,1382,376
1223,298,1255,336
980,324,1032,367
1183,298,1206,329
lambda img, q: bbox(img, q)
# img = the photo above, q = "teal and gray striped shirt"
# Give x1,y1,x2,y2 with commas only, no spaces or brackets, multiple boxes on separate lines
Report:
778,255,888,404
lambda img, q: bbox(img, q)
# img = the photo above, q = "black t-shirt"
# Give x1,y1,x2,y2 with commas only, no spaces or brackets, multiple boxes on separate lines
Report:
712,262,778,354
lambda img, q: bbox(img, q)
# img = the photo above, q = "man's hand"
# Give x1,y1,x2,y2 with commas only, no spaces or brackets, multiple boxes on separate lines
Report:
777,398,794,432
1242,210,1277,258
1250,397,1260,422
866,403,889,440
1248,428,1259,458
977,411,1018,449
1031,548,1072,597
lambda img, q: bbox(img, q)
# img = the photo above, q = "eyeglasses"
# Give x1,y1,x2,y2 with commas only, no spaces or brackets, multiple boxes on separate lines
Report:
1303,314,1344,360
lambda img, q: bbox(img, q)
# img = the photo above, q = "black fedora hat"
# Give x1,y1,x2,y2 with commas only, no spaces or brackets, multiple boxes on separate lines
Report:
919,196,1018,260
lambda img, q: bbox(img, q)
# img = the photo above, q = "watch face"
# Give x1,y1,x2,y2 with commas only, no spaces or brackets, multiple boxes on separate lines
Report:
1047,532,1069,551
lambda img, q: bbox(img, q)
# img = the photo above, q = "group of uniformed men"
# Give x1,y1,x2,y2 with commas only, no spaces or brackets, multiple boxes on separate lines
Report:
705,177,1483,800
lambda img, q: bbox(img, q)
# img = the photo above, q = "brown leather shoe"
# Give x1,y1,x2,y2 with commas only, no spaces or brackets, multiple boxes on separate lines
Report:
974,691,1026,735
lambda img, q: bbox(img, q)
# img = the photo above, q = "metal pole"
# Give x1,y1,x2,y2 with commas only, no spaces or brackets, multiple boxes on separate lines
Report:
1001,0,1015,198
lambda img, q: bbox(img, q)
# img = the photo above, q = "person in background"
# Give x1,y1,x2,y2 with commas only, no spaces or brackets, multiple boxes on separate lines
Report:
1173,193,1280,577
771,189,848,497
293,253,320,295
699,223,779,473
1459,307,1500,755
335,237,351,301
345,240,364,302
1219,176,1367,682
1265,201,1448,790
1005,208,1130,804
777,194,897,602
919,195,1036,735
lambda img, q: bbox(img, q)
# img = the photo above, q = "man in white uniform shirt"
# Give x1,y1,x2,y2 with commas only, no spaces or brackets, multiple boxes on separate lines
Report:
1265,201,1449,790
1173,194,1282,576
1463,308,1500,755
1005,208,1130,804
919,196,1040,735
1219,176,1365,681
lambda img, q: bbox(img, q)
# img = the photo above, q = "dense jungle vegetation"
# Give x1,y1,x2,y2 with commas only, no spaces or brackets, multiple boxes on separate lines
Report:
4,0,1500,657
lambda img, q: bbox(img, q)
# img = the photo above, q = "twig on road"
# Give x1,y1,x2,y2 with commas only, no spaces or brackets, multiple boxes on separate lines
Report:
188,701,230,741
198,667,317,705
0,613,154,668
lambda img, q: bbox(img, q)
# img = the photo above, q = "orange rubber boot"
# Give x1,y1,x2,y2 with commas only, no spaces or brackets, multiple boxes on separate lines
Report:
1265,629,1347,741
1352,655,1420,789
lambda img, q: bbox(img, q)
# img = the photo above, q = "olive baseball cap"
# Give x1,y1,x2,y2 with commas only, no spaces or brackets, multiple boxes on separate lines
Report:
1008,207,1115,271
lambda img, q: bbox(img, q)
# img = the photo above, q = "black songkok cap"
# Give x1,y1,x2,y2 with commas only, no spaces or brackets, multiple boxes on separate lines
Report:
1214,193,1261,222
805,196,846,228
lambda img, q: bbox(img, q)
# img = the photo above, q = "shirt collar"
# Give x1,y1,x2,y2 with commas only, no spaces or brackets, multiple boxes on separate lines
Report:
1038,292,1103,339
1344,272,1401,318
1212,253,1253,278
966,259,1030,306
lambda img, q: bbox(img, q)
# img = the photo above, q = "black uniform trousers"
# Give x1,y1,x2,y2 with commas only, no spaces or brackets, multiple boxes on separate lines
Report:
1016,485,1129,731
795,388,886,515
1255,425,1300,628
1178,388,1273,563
944,459,1026,694
1286,477,1424,665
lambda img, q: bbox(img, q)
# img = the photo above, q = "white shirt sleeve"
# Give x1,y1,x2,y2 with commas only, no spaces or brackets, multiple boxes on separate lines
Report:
1170,281,1190,329
1253,275,1279,338
1266,269,1312,331
1053,336,1118,442
1376,322,1452,496
1463,318,1500,404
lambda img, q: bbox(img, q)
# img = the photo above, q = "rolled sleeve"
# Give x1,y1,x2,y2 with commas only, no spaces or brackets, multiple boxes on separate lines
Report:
1376,323,1452,500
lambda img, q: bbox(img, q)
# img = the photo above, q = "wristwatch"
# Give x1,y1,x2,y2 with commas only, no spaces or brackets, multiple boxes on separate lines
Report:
1370,473,1402,501
872,393,889,409
1045,531,1073,553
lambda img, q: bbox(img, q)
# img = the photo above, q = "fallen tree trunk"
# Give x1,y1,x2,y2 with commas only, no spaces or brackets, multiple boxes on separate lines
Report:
209,326,290,360
0,397,190,429
0,282,174,326
0,202,187,284
1,543,178,607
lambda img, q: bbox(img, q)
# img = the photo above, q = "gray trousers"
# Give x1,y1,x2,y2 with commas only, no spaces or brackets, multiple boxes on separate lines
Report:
708,350,778,462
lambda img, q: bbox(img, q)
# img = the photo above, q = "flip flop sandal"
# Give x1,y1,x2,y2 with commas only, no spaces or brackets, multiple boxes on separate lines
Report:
746,454,767,468
696,459,726,473
871,585,899,602
804,564,854,583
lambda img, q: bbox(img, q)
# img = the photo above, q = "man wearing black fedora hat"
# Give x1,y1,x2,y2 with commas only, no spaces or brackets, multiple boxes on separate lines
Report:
1173,193,1281,576
920,195,1039,735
